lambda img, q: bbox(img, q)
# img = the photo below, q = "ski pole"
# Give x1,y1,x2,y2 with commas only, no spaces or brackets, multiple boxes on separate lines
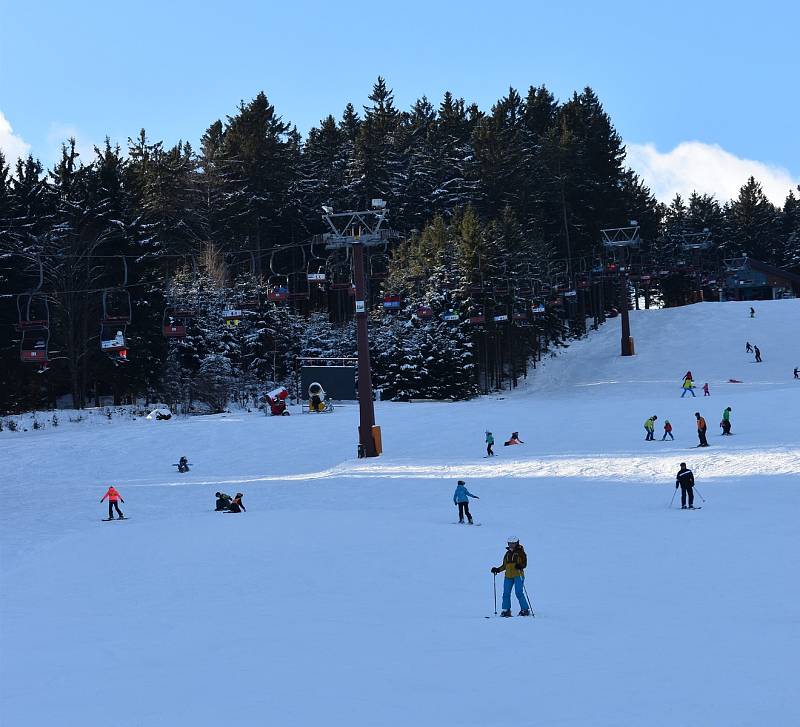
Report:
693,486,706,503
493,573,497,615
523,581,535,616
669,486,678,509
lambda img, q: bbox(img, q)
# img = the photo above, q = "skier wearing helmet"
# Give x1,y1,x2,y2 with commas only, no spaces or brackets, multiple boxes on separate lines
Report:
453,480,479,524
491,537,531,617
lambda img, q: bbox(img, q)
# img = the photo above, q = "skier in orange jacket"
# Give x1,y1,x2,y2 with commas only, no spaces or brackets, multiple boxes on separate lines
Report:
695,413,709,448
101,486,125,520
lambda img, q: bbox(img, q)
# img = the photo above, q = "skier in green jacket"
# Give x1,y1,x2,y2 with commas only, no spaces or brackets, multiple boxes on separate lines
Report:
644,415,657,441
721,406,732,435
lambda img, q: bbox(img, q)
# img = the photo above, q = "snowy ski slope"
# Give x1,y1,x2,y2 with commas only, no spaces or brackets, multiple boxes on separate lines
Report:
1,299,799,727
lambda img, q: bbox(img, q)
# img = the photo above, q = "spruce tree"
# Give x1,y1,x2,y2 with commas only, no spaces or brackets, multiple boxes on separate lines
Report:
780,188,800,271
724,177,780,262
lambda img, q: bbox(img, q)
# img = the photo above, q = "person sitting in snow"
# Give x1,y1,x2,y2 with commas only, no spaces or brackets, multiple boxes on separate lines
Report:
504,431,524,446
453,480,479,524
177,456,190,473
215,492,232,511
225,493,246,513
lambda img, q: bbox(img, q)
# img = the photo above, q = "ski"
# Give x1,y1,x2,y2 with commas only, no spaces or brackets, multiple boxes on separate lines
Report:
452,522,482,526
102,517,128,521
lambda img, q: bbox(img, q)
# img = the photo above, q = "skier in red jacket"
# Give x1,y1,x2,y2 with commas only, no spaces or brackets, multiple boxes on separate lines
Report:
101,486,125,520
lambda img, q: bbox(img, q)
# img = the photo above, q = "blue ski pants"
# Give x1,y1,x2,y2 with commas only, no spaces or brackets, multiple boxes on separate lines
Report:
502,576,529,611
681,388,695,397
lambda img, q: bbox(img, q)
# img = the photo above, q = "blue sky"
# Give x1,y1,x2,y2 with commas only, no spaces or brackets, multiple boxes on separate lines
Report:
1,0,798,203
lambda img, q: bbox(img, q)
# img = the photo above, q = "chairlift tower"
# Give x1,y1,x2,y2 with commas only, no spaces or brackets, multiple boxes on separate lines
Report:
601,222,642,356
322,201,394,458
679,228,714,301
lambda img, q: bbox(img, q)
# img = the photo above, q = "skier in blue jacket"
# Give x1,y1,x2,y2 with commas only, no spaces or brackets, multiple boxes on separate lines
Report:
485,431,495,457
453,480,479,524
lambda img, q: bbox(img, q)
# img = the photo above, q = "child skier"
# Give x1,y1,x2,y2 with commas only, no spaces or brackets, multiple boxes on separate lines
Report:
721,406,732,435
644,415,657,440
453,480,479,524
100,486,125,520
485,431,495,457
504,432,524,446
702,382,710,396
490,537,531,617
662,420,674,440
675,462,696,509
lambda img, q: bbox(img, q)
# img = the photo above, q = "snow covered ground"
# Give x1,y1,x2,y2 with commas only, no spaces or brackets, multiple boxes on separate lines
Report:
1,299,799,726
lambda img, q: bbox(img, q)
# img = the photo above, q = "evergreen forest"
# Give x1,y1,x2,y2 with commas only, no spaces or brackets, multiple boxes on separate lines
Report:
1,78,798,413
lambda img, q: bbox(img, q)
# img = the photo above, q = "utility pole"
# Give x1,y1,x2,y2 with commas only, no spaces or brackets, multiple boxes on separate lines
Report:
351,240,376,455
601,221,642,357
321,202,396,457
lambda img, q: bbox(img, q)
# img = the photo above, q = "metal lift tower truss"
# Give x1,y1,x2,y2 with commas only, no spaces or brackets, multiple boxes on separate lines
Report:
321,204,396,249
678,229,713,252
601,225,642,248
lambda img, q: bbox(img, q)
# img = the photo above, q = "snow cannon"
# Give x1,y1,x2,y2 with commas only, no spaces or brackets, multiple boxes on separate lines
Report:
308,382,327,413
265,387,290,416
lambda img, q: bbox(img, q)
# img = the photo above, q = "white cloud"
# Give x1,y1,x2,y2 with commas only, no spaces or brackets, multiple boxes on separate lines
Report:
626,141,799,206
0,110,31,164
